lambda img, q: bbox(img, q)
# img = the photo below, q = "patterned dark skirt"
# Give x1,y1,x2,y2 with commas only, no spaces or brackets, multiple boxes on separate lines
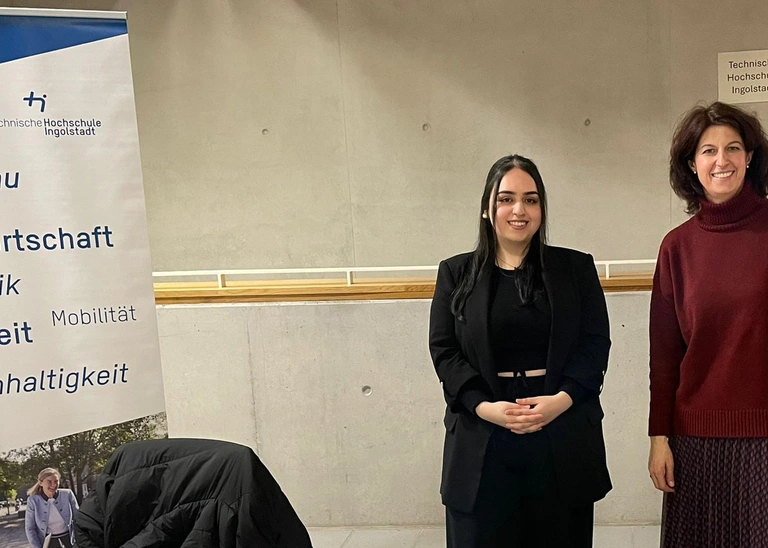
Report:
661,436,768,548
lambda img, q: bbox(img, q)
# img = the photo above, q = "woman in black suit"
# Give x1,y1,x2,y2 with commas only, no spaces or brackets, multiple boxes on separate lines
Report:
429,154,612,547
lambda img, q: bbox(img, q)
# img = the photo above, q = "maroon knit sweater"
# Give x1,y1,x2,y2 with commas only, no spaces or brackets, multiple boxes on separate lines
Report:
649,185,768,438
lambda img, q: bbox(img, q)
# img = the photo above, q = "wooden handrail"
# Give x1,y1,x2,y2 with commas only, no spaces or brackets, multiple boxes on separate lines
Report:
154,273,652,305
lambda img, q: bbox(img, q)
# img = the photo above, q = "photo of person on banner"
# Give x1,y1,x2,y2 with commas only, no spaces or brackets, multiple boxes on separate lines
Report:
24,468,78,548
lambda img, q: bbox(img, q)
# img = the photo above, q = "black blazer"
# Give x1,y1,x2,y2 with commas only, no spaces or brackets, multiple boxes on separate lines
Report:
429,245,612,512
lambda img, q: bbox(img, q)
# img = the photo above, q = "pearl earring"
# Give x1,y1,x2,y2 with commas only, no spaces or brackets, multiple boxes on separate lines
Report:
482,212,488,219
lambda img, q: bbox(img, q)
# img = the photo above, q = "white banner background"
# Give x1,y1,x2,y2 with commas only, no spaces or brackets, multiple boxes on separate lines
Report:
0,10,164,452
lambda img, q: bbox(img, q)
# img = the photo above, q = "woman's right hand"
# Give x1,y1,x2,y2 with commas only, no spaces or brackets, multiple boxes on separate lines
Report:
476,401,544,434
648,436,675,492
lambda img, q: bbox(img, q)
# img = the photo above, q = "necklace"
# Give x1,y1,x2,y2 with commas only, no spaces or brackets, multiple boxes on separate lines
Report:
496,255,521,269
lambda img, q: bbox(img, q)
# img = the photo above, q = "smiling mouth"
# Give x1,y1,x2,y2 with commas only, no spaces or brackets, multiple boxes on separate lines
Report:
711,171,735,179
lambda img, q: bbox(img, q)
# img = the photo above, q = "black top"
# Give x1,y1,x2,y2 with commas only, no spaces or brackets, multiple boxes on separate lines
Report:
457,266,589,414
489,267,550,372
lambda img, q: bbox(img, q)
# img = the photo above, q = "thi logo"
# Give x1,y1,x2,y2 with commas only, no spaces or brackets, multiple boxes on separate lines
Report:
23,91,47,112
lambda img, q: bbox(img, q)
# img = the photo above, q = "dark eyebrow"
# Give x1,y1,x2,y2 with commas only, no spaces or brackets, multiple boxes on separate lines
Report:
497,191,539,196
698,140,743,150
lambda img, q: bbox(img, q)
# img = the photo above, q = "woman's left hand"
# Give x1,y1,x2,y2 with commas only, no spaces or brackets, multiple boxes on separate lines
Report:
506,392,573,430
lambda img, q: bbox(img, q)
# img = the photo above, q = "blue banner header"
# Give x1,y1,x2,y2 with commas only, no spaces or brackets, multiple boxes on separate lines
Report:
0,15,127,65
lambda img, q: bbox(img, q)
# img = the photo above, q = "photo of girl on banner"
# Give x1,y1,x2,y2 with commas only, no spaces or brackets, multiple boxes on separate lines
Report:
0,414,167,548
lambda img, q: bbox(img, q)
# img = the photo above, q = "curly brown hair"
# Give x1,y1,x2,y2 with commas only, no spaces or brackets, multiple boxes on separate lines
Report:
670,101,768,214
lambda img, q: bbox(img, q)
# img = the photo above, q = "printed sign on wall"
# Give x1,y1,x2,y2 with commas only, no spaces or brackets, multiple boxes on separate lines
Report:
718,49,768,104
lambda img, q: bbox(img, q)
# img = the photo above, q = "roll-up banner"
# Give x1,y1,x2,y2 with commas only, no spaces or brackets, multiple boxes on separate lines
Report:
0,7,166,508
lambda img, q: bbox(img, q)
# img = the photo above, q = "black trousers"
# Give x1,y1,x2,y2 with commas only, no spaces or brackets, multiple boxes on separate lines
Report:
446,377,594,548
50,532,73,548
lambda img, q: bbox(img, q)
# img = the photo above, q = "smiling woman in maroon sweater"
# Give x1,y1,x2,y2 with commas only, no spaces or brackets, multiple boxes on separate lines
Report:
649,102,768,548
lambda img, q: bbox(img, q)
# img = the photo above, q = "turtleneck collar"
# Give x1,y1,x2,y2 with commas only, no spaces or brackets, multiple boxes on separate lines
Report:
695,183,768,232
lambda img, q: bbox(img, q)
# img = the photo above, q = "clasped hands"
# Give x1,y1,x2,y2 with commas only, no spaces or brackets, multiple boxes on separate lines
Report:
475,392,573,434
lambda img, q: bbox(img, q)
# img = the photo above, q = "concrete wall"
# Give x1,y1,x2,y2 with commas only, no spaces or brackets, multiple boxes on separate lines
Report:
8,0,768,528
157,292,658,527
7,0,768,270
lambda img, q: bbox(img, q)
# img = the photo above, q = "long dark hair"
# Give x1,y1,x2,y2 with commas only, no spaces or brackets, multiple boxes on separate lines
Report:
450,154,549,320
